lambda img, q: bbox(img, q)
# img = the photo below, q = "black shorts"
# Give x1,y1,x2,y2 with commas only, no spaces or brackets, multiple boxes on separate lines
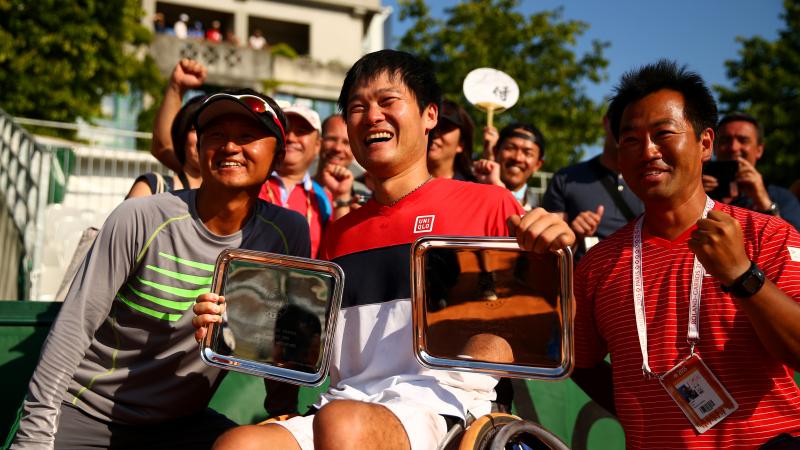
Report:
53,402,236,450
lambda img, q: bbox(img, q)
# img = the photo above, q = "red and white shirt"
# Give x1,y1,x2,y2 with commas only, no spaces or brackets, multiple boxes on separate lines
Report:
260,172,332,257
318,178,523,420
575,202,800,449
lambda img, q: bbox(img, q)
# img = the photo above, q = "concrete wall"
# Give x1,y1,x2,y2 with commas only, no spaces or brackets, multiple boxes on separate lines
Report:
142,0,380,65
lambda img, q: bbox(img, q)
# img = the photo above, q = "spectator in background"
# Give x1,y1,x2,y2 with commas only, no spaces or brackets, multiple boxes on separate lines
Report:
260,104,332,258
427,99,478,182
127,96,204,198
543,115,643,261
153,12,166,33
249,29,268,50
131,59,208,198
474,122,545,211
315,114,370,219
704,113,800,231
189,21,204,39
206,20,222,43
174,13,189,39
225,29,240,46
149,59,207,176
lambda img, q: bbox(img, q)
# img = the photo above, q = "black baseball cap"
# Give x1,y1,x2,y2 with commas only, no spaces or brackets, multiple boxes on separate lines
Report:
194,88,287,151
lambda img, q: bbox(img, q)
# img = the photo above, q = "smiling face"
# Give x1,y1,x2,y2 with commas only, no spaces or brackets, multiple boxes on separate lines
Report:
617,89,713,205
496,130,543,191
198,113,277,191
279,114,320,176
428,121,462,169
716,120,763,166
345,70,437,179
321,115,353,167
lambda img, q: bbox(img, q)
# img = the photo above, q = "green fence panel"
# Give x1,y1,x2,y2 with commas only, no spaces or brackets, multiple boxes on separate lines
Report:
208,374,328,425
5,301,799,448
0,301,61,443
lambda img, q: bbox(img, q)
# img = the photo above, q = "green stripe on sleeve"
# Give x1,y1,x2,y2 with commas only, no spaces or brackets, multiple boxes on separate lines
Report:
128,284,196,311
145,264,213,285
137,277,211,298
159,252,215,271
135,214,191,263
117,293,183,322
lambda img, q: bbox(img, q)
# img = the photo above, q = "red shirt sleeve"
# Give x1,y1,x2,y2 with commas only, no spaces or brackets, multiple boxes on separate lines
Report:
756,216,800,303
573,252,609,368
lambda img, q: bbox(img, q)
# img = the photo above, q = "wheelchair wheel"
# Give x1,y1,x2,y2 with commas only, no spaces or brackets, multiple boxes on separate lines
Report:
458,413,521,450
458,413,570,450
488,419,570,450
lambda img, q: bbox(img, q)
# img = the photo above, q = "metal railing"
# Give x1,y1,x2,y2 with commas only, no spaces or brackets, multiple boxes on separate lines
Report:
0,109,51,300
12,117,151,150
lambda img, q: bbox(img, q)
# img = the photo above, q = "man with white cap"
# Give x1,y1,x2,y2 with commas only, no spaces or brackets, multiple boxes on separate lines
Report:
260,104,335,258
10,88,310,449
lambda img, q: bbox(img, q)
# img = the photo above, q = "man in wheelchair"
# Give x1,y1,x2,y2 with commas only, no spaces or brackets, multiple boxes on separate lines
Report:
194,50,576,450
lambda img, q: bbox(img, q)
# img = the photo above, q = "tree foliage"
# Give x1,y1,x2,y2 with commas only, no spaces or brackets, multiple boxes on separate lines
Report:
716,0,800,186
397,0,609,170
0,0,162,137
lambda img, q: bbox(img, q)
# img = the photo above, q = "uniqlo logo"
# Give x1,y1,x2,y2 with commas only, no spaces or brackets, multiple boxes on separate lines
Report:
414,215,435,233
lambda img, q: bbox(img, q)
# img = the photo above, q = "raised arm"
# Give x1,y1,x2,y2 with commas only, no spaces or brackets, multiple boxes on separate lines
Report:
151,59,207,172
690,210,800,371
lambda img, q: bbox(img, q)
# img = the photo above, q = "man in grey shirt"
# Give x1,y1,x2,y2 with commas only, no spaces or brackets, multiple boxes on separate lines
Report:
11,89,310,449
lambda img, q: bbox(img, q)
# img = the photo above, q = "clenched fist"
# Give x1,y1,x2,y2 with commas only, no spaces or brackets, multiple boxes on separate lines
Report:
688,210,751,285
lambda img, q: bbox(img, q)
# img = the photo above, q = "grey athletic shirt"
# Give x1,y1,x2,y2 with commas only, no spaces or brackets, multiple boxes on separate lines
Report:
13,190,310,449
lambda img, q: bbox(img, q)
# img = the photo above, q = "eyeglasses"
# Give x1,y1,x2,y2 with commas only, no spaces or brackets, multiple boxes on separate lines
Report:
204,93,286,143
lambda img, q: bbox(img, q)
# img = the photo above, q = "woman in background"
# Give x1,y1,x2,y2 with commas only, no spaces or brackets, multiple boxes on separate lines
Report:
427,99,477,182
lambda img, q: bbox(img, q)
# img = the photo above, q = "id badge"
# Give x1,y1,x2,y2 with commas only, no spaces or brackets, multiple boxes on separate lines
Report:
660,353,738,433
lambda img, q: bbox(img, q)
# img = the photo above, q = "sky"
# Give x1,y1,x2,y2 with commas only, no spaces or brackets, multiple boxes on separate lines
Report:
382,0,785,156
383,0,784,102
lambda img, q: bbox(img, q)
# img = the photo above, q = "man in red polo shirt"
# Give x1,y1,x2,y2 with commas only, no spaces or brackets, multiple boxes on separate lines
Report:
259,104,333,257
567,60,800,449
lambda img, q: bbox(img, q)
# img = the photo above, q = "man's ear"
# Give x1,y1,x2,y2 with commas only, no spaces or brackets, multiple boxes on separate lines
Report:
700,127,714,162
755,142,765,161
423,103,438,134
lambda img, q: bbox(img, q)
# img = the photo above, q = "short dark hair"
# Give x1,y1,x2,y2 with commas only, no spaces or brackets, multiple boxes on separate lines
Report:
321,114,343,136
337,49,442,119
170,95,205,166
437,100,476,182
608,60,718,142
497,122,546,160
718,112,764,144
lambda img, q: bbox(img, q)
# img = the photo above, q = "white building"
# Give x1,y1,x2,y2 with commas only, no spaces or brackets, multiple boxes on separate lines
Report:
3,0,392,300
143,0,391,116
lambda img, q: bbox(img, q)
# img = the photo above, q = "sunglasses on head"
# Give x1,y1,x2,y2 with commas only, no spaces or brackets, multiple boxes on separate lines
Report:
204,93,286,142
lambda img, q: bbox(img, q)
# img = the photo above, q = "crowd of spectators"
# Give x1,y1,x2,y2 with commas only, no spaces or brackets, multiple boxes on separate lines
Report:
153,12,268,51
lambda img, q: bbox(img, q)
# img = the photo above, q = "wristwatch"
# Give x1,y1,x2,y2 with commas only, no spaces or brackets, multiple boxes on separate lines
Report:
334,198,352,208
720,261,766,298
758,202,779,216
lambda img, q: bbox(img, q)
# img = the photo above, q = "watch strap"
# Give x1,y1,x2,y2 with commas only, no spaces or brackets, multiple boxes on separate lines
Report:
720,261,766,298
